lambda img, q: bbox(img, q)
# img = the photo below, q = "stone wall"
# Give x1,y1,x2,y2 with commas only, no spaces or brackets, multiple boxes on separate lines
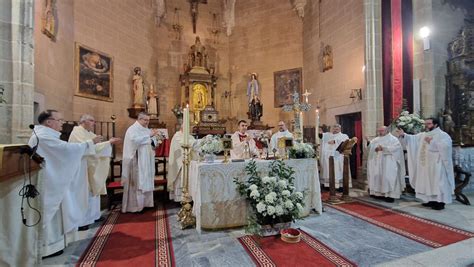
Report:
228,0,303,132
413,0,473,118
303,0,365,128
0,0,35,144
34,0,228,141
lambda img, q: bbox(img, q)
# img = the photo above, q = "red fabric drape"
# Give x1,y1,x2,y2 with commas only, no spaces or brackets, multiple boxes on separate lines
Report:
155,139,170,157
391,0,403,119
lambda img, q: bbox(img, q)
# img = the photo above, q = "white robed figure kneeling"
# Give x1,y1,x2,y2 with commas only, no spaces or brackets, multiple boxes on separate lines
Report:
367,126,406,202
68,114,121,229
121,112,161,213
320,124,350,189
28,110,101,258
168,124,196,202
398,117,455,210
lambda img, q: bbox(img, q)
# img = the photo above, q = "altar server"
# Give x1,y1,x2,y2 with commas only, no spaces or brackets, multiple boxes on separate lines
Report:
230,120,259,159
398,118,454,210
367,126,405,202
121,112,161,213
28,110,101,258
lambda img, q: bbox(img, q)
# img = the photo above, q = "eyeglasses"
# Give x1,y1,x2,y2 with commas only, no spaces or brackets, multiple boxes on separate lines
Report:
47,118,65,123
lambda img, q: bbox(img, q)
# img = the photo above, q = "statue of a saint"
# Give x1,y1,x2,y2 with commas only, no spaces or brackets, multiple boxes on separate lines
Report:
247,73,259,103
442,109,455,137
188,36,208,69
249,96,263,121
41,0,55,40
132,67,145,108
147,84,159,117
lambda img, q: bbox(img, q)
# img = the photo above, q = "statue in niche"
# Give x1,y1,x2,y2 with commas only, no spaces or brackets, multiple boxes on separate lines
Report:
147,84,159,118
188,36,208,69
442,108,455,137
321,44,333,72
132,67,145,108
247,73,263,121
41,0,56,40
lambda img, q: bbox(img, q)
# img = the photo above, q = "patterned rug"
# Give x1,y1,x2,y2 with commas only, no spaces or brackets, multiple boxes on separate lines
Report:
238,230,356,267
327,199,474,248
76,205,174,267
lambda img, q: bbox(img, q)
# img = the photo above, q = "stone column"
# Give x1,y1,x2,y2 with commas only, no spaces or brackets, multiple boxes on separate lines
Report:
358,0,384,189
0,0,35,144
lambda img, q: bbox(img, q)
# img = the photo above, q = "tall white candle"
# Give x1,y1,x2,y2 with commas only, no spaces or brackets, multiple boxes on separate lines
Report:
299,111,304,137
183,107,189,145
315,109,320,145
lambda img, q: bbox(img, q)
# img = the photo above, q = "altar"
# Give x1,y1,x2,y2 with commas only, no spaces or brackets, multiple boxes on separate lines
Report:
189,158,322,230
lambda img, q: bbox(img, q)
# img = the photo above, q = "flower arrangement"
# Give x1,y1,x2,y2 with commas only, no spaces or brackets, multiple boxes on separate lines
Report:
257,131,271,148
0,85,6,104
234,160,305,234
393,111,425,134
171,104,183,119
289,142,315,159
195,134,223,155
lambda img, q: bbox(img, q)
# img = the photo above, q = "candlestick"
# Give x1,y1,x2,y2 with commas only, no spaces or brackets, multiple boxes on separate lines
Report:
299,111,304,138
315,109,320,146
183,107,189,145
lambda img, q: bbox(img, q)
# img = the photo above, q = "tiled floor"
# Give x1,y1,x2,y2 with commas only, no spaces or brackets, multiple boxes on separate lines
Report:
43,190,474,267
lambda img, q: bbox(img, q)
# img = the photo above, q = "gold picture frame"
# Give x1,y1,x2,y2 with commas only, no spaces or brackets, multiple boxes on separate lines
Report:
273,68,303,107
75,43,113,102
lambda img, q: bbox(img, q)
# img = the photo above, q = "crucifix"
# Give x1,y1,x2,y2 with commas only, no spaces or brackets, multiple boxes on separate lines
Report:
282,91,312,141
189,0,207,34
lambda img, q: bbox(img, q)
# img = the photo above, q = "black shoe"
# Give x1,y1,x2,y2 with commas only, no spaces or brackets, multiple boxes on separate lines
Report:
78,225,90,231
95,216,106,222
42,249,63,259
384,197,395,203
337,187,343,193
422,201,436,207
431,202,445,210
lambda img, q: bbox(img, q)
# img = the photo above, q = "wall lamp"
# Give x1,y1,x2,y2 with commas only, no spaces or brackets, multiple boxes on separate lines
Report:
419,26,431,50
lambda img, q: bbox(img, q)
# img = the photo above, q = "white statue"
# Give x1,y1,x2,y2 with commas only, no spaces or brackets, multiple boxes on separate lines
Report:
132,67,145,108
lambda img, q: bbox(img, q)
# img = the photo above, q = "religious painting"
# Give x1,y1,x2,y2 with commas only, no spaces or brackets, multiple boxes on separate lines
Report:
75,43,113,102
273,68,302,107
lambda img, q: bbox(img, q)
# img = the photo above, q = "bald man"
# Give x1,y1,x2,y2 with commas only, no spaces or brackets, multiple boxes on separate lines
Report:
270,121,293,155
320,124,349,189
367,126,405,202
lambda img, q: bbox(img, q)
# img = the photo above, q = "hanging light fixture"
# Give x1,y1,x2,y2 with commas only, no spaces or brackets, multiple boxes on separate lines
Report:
172,8,183,40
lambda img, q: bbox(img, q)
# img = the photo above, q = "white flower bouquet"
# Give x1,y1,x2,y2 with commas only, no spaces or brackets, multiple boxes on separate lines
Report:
196,134,223,155
289,142,315,159
393,111,425,134
234,160,304,231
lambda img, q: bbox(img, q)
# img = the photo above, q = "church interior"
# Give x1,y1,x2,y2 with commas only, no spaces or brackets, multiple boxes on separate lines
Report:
1,0,474,266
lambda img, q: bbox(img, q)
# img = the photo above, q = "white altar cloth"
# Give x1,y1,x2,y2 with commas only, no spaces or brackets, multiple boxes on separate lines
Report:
189,158,322,230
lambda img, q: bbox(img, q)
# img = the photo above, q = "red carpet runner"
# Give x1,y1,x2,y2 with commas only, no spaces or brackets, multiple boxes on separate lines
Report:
77,205,175,267
238,230,356,267
328,200,474,248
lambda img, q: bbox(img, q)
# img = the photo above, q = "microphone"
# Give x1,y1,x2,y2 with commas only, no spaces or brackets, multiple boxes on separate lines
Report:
29,124,34,130
28,124,44,164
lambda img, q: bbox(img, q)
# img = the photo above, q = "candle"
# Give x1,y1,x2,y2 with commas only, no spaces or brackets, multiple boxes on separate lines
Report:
183,107,189,145
315,109,320,145
299,111,304,137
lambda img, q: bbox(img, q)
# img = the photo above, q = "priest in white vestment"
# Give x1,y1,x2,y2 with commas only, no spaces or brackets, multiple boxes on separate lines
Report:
320,124,350,189
270,121,293,155
68,114,121,230
122,112,161,213
28,110,101,258
230,120,259,159
367,126,406,202
398,118,454,210
168,124,196,201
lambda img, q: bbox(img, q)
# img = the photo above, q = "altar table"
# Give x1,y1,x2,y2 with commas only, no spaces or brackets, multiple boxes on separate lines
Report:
189,158,322,230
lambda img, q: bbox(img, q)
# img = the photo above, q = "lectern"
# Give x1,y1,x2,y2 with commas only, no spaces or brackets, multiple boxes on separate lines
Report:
0,145,43,266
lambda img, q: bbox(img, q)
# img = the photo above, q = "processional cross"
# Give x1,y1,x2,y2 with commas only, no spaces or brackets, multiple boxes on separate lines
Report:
282,91,311,141
189,0,208,34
